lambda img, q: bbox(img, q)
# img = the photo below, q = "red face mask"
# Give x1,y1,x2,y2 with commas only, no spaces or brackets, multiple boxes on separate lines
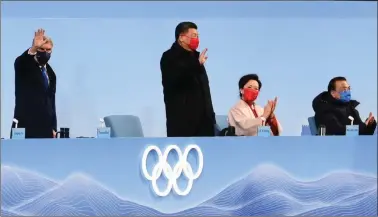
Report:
188,37,199,50
243,88,259,103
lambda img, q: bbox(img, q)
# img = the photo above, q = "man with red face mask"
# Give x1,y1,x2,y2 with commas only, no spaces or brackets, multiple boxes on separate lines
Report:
228,74,282,136
160,22,216,137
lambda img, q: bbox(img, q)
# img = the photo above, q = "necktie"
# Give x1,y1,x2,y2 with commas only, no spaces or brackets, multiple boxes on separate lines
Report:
41,67,49,89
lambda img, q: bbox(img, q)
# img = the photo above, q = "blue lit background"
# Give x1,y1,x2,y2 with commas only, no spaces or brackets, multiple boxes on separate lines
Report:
1,1,377,138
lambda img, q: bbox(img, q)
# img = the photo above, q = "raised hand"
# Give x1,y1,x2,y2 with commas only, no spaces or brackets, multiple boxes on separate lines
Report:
269,97,278,119
32,28,47,49
199,48,208,65
263,100,273,119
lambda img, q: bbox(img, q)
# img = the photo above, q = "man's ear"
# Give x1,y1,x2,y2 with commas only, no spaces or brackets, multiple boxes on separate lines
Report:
330,90,338,98
178,35,183,43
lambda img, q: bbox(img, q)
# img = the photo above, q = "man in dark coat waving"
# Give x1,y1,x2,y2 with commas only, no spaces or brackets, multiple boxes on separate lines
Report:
12,28,57,138
160,22,216,137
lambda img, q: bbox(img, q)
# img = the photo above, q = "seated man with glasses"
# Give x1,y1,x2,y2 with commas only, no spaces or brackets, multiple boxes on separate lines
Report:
312,76,376,135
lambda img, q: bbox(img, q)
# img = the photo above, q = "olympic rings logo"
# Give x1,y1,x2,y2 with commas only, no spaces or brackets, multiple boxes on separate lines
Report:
141,144,203,197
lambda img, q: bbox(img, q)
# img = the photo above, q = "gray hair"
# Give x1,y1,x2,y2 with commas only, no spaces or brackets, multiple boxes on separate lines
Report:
43,36,54,46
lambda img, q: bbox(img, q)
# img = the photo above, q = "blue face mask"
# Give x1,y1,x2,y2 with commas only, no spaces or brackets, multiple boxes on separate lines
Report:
339,90,351,102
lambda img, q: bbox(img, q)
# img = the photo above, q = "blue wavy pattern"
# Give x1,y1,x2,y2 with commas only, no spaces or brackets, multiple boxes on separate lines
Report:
1,164,377,216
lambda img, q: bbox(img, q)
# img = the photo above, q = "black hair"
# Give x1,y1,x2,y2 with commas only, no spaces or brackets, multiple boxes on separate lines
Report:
238,74,262,98
175,22,198,41
328,76,347,92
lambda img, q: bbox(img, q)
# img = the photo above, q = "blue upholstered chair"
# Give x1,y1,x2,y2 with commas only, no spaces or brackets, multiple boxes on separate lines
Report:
308,116,317,136
215,115,229,136
104,115,144,138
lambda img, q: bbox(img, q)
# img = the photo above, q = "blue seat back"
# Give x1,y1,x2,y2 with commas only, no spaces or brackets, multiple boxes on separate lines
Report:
215,115,229,135
308,116,317,136
104,115,144,138
301,125,312,136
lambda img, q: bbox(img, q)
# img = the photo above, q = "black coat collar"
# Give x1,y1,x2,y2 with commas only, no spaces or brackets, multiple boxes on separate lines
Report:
312,91,360,114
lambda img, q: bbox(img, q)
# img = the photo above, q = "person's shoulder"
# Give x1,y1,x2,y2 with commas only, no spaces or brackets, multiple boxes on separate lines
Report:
230,100,248,111
163,42,179,54
313,91,328,103
160,49,171,64
161,45,176,60
14,49,34,65
161,48,170,57
312,91,332,113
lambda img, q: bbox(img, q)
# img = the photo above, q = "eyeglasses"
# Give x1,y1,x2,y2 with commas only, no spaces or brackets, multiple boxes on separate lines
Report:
342,86,351,91
338,86,351,92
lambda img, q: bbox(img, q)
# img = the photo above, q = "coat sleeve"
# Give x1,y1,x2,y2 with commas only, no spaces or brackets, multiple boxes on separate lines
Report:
267,116,283,136
51,94,57,131
352,109,377,135
200,65,216,124
160,52,198,90
14,49,36,74
49,68,57,132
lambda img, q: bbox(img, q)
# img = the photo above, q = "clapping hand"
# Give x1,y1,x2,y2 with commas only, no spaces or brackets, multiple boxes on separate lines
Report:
365,112,375,126
269,97,278,119
263,100,274,119
199,48,208,65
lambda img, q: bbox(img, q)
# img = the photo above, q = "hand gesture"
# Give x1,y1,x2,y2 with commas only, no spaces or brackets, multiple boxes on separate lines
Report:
263,100,274,119
199,48,208,65
52,130,56,138
365,112,375,126
270,97,278,118
32,28,48,49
